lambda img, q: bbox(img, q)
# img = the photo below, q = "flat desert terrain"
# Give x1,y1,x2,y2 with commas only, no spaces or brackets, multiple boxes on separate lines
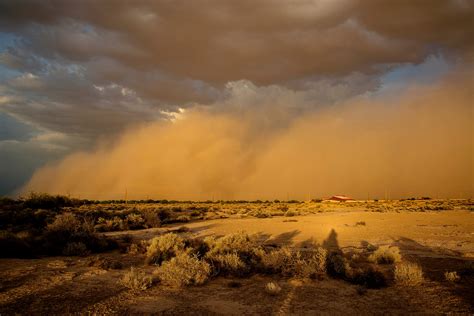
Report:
1,198,473,315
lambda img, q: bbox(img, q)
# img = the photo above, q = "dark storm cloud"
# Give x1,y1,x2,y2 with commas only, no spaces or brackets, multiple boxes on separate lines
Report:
0,0,472,196
0,0,471,136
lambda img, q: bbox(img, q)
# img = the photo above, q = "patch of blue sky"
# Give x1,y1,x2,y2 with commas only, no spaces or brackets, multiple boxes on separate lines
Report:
378,54,451,95
0,32,17,50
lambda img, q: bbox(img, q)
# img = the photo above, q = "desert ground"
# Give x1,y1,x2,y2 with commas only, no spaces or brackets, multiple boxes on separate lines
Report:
1,196,473,315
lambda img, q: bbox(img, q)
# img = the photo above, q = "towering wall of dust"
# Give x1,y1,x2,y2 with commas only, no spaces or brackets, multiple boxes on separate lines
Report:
23,71,473,200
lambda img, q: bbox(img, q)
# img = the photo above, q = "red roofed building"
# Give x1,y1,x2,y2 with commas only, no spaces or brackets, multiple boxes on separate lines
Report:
327,195,354,202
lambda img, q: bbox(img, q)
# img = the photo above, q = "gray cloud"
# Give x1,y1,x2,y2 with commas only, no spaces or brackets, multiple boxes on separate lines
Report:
0,0,472,196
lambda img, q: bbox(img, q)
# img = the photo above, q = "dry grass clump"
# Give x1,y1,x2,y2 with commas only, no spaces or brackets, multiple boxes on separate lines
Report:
207,253,246,275
204,232,260,275
259,247,293,275
326,251,350,278
205,232,257,256
120,267,153,290
444,271,460,282
265,282,282,295
394,262,423,285
368,246,401,264
155,252,211,287
259,247,327,278
145,233,186,265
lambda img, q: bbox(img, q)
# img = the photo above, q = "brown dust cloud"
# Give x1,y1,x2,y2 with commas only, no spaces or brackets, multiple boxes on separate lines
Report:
23,70,473,200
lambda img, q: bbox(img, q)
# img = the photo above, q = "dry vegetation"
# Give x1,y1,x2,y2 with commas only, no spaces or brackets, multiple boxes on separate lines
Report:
0,193,473,314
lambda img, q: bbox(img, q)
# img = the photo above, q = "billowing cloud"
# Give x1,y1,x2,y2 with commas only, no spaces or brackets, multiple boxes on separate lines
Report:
0,1,472,196
24,69,473,199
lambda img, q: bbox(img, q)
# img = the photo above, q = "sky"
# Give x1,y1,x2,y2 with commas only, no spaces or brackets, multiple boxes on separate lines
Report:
0,0,472,200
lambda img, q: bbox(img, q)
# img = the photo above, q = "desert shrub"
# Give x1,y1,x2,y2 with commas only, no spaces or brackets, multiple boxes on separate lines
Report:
184,237,209,259
368,246,401,264
156,208,172,223
121,267,153,290
43,212,112,255
176,215,191,222
0,230,32,258
253,211,271,218
258,247,293,274
444,271,460,282
394,262,423,285
101,217,128,231
141,209,161,228
349,267,387,288
259,247,327,278
156,253,211,287
22,192,78,209
88,256,123,270
265,282,282,295
292,248,327,278
47,212,81,232
205,232,257,257
126,213,145,229
204,232,261,275
284,210,298,217
63,242,89,256
326,251,350,278
145,233,186,265
207,253,246,276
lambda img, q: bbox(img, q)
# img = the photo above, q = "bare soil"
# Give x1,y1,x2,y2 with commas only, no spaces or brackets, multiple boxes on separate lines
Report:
1,210,473,315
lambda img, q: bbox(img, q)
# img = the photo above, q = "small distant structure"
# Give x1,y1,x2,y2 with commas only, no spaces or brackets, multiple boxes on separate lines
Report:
326,195,354,202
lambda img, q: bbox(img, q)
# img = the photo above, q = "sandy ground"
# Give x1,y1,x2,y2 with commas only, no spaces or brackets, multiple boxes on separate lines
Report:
1,210,473,315
110,210,474,257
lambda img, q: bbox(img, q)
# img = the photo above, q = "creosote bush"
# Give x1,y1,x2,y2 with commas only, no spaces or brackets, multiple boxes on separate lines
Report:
44,212,111,256
155,252,211,287
259,247,327,278
204,232,260,275
368,246,401,264
394,262,423,285
121,267,153,290
444,271,460,282
207,253,246,275
146,233,186,265
326,251,350,278
265,282,282,295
